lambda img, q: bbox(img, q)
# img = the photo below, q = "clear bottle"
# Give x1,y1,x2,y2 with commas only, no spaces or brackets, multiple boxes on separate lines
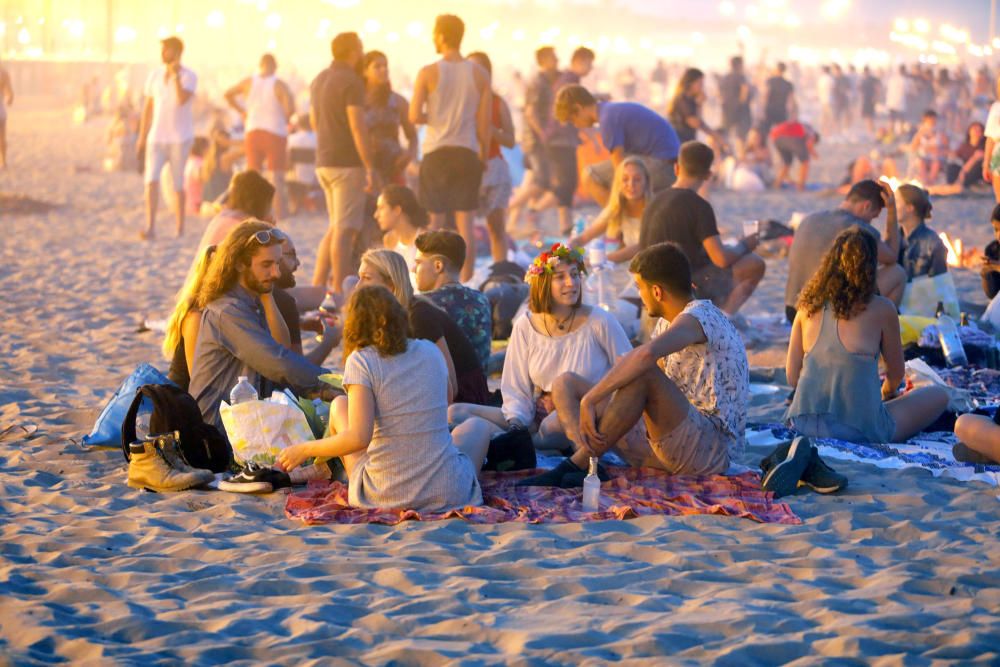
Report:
588,240,611,311
582,456,601,512
937,312,969,367
230,376,259,405
135,411,151,441
572,215,587,240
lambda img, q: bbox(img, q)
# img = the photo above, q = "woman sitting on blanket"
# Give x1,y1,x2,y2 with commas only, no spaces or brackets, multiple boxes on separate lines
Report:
568,157,650,264
276,286,487,512
785,226,949,443
357,248,490,405
449,243,633,446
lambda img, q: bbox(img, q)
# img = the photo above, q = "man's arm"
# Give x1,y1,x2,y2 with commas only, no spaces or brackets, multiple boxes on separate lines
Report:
223,77,250,117
218,304,325,393
409,66,429,126
475,65,492,162
582,314,706,409
610,146,626,168
173,66,195,106
703,234,758,269
260,293,292,348
877,181,900,262
346,104,377,191
276,79,295,121
496,97,516,149
136,97,153,151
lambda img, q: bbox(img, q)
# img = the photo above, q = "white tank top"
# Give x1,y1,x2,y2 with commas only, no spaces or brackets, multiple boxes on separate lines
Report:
246,74,287,137
423,60,480,155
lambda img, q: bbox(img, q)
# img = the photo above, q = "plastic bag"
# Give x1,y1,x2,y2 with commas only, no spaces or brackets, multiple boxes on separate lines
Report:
219,396,314,466
83,363,173,447
900,273,960,319
904,358,974,413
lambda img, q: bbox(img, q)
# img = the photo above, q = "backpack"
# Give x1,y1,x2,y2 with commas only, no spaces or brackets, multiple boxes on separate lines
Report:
479,261,529,340
121,384,232,473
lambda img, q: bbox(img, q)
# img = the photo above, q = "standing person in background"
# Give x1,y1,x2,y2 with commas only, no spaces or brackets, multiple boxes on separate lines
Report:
719,56,752,154
310,32,377,296
467,51,515,264
547,47,596,234
667,68,716,145
982,75,1000,204
859,66,880,136
885,65,910,137
769,118,819,191
136,36,197,240
555,84,679,206
410,14,492,283
507,47,561,235
0,56,13,169
761,62,795,140
362,50,418,187
224,53,295,221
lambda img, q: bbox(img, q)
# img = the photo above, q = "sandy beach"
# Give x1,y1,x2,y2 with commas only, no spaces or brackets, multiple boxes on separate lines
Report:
3,99,1000,663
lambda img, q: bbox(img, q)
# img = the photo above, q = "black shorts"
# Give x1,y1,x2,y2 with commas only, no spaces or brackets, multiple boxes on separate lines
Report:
773,135,809,166
524,145,551,190
547,146,578,207
420,146,483,213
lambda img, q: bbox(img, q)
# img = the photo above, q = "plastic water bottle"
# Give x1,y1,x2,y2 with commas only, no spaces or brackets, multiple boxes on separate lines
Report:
582,457,601,512
588,240,611,311
230,376,258,405
936,312,968,367
572,215,587,240
135,411,151,441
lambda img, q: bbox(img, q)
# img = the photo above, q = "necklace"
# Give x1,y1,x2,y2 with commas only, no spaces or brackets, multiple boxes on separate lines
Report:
544,307,576,336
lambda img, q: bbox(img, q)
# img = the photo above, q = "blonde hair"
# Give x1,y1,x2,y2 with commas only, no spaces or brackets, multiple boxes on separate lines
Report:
598,156,651,240
163,245,216,359
360,248,414,309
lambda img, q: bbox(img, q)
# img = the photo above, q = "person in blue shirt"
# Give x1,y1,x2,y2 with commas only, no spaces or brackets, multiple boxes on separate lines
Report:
895,184,948,282
554,84,679,206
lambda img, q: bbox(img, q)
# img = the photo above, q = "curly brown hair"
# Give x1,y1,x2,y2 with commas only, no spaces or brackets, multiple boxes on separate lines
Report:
797,226,878,320
342,285,409,362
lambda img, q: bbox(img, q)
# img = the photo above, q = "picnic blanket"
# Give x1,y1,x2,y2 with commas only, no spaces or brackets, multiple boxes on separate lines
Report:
747,423,1000,487
284,467,802,526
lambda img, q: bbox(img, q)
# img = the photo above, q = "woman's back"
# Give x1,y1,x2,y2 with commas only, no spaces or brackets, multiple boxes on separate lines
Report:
344,338,482,511
786,299,896,443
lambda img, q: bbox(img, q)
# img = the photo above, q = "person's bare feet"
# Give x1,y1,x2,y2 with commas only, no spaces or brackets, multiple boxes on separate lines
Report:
138,228,155,241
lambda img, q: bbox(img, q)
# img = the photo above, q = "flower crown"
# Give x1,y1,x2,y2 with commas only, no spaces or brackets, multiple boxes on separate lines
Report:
524,243,587,281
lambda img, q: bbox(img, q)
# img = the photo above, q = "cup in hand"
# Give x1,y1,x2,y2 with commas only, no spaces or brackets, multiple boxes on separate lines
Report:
742,220,760,243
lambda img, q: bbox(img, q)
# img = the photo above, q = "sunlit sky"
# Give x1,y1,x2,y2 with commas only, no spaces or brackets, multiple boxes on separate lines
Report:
0,0,996,73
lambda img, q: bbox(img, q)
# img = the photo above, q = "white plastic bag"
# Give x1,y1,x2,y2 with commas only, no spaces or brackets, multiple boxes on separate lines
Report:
900,273,960,319
904,358,973,413
982,291,1000,330
219,396,314,466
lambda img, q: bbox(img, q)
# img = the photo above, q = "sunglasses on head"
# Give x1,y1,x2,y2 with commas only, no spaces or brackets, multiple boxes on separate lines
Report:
246,229,284,246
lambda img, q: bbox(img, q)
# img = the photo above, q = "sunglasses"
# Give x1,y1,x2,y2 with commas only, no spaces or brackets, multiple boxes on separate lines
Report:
246,229,284,246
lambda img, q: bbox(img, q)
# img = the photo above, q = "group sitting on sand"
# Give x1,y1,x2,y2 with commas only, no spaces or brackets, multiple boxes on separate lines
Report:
120,141,1000,510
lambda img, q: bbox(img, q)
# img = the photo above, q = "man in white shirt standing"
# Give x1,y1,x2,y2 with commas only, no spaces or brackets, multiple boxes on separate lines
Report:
885,65,910,137
224,53,295,220
136,36,197,240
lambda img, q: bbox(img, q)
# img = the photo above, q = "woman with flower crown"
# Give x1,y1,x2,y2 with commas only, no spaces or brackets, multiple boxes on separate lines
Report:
449,243,633,448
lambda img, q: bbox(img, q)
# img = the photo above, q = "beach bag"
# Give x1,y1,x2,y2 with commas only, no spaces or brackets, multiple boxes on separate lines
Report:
900,273,960,319
83,363,173,448
219,395,314,467
121,384,232,473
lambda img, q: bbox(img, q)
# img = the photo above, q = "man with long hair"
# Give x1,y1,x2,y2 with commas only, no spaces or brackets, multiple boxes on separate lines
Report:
188,220,338,429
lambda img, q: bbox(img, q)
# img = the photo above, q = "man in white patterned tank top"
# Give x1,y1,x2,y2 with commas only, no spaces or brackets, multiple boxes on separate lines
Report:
225,54,295,220
520,242,749,487
410,14,492,282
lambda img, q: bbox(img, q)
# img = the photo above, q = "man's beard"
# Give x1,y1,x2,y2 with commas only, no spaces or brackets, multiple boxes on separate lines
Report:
275,270,296,289
246,274,274,294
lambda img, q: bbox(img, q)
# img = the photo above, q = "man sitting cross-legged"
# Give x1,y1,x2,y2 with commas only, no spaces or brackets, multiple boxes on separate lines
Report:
518,242,748,487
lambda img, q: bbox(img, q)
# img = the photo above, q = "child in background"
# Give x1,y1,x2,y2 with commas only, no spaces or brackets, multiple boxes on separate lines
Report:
183,137,210,217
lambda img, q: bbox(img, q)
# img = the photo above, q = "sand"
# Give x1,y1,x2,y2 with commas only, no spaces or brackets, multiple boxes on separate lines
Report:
2,98,1000,663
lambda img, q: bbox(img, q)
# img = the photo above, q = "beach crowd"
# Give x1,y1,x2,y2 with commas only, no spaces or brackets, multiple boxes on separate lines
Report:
41,12,1000,508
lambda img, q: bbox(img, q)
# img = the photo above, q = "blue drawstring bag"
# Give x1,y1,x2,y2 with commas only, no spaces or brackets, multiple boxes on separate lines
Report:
83,363,175,447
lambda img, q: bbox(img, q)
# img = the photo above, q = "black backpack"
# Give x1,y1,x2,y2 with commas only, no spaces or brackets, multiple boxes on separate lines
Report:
122,384,232,473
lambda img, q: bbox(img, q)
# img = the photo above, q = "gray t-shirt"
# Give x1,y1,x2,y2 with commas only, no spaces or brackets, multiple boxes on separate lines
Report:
785,209,879,309
343,339,482,512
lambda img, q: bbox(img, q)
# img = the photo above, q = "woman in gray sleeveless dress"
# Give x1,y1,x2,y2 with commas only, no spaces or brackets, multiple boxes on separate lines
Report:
785,226,948,443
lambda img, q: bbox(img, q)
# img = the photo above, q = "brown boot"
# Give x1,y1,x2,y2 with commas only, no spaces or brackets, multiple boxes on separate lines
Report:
127,439,211,492
155,432,215,486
